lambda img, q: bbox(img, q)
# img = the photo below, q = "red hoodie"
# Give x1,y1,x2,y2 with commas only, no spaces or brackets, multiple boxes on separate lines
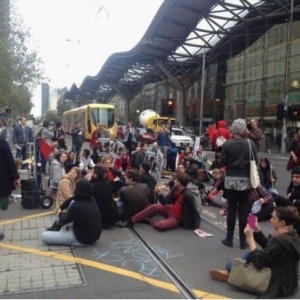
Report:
210,120,231,148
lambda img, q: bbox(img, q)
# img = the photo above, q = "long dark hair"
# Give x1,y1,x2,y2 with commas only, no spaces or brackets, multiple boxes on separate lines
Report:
259,157,271,170
93,165,107,181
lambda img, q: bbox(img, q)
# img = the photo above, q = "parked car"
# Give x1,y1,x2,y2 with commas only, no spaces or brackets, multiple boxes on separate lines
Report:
179,126,196,141
171,127,194,148
135,127,157,144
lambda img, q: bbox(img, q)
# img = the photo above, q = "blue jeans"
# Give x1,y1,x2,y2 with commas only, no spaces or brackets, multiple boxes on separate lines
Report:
226,252,250,272
16,145,26,160
72,144,82,160
41,226,88,247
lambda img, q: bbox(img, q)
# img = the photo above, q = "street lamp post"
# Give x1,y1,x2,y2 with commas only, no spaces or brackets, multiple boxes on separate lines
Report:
199,50,206,136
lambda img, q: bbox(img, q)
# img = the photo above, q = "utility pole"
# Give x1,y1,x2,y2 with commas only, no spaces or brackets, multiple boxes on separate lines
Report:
281,0,294,155
199,51,206,136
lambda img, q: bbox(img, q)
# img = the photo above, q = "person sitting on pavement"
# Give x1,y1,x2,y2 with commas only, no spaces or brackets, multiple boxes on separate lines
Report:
209,205,300,299
219,184,274,221
208,150,222,171
178,146,191,164
139,162,157,204
79,148,96,176
42,178,102,247
114,148,131,172
49,152,68,200
184,152,203,169
101,155,124,193
56,167,81,212
258,157,278,195
130,143,148,170
91,165,117,229
193,145,207,169
115,168,150,226
273,165,300,235
64,150,79,174
123,172,200,231
200,168,226,208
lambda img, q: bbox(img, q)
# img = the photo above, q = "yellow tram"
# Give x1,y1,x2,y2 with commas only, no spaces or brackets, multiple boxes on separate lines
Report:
62,103,116,141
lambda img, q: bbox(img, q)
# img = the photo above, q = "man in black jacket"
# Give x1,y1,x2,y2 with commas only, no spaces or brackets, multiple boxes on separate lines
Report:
0,139,20,240
41,179,102,246
116,168,150,224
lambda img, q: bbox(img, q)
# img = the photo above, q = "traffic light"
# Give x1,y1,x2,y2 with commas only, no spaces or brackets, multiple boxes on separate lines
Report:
166,99,175,116
287,105,300,121
276,100,284,121
161,98,175,116
5,107,11,116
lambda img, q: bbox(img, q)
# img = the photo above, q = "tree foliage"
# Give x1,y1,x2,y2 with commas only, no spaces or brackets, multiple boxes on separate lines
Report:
0,1,44,117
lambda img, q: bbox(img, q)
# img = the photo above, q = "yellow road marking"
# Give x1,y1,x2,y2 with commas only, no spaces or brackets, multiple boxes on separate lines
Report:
0,211,54,226
0,212,227,298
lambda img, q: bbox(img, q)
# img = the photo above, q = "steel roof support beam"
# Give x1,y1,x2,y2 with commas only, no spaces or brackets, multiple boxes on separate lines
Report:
111,83,129,103
155,60,184,91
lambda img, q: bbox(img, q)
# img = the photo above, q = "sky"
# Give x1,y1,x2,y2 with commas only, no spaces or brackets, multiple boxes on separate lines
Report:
14,0,164,116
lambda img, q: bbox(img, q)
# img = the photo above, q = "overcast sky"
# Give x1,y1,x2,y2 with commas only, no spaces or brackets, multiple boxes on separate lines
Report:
15,0,164,116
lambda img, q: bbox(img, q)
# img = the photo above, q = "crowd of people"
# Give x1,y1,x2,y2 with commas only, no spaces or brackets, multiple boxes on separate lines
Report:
2,115,300,298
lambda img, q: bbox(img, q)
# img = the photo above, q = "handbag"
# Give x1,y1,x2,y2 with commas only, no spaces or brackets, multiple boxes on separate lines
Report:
228,258,271,294
247,139,260,189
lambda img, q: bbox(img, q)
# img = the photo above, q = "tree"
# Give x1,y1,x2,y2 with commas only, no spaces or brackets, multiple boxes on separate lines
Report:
0,2,44,116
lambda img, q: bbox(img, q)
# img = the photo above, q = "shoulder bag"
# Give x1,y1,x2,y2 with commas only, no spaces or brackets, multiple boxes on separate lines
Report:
228,258,271,295
247,139,260,189
216,129,226,147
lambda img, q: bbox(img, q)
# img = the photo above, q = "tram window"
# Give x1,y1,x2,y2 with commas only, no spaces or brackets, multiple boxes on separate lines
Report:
91,108,115,128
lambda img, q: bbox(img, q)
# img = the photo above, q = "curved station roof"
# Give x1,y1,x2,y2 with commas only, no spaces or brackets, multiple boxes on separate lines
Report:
64,0,300,103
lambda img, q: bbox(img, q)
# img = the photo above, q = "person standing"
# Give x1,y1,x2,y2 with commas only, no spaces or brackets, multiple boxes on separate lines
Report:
12,116,33,160
220,118,258,249
71,122,85,160
156,123,171,168
123,122,136,156
52,121,67,151
286,128,300,171
246,118,263,153
0,120,9,141
40,120,54,174
210,120,231,152
0,139,20,240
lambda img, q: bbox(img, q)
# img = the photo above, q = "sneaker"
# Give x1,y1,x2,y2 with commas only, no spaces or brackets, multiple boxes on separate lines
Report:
209,269,229,282
46,221,62,231
0,232,5,240
116,219,133,228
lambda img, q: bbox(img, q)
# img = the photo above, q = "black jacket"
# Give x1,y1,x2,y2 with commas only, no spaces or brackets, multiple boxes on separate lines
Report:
221,138,258,178
0,139,19,198
91,179,117,229
60,179,102,245
249,230,300,298
158,186,200,229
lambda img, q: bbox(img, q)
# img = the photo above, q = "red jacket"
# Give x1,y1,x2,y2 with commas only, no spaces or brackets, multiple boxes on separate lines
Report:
210,121,231,148
90,130,99,148
114,155,131,171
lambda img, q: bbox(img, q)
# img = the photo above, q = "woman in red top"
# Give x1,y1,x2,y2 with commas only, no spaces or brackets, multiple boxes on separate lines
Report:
90,123,101,150
101,155,124,193
114,148,131,172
